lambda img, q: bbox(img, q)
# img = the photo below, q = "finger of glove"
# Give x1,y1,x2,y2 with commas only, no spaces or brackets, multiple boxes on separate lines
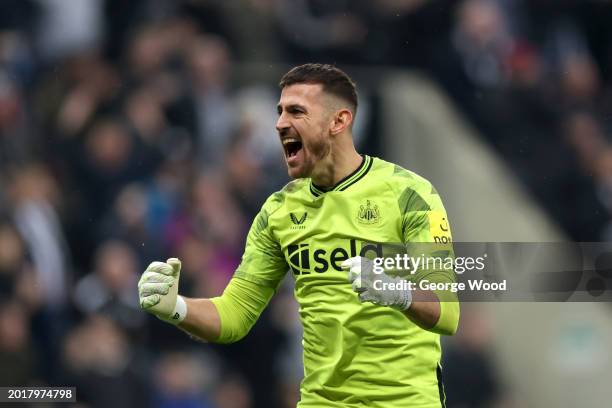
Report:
146,261,174,276
358,291,378,304
139,282,170,297
347,267,361,283
140,294,161,309
341,256,362,271
166,258,181,277
139,271,174,285
351,277,368,293
344,257,363,283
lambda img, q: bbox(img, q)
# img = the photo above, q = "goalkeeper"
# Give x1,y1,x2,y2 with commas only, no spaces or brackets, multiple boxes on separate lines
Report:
139,64,459,407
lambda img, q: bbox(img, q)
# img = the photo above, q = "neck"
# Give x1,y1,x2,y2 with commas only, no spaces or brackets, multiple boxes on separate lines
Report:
311,145,363,189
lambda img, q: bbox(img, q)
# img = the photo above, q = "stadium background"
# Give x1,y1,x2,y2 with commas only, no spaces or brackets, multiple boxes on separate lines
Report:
1,0,611,407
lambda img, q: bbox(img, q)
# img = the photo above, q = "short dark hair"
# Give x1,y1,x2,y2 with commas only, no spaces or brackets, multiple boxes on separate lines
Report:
279,63,358,112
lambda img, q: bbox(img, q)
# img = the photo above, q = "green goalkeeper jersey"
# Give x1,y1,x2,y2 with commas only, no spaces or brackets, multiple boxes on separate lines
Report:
213,155,458,408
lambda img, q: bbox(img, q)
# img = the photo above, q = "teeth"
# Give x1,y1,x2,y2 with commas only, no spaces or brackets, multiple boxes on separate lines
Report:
282,138,300,146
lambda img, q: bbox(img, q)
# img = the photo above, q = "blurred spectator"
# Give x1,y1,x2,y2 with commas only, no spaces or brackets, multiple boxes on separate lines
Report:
74,240,145,337
124,85,169,145
98,183,165,264
153,351,218,408
545,19,606,113
35,0,103,61
72,117,160,225
9,163,70,308
53,54,121,138
186,35,237,166
0,300,41,386
1,204,63,383
126,23,177,80
0,220,27,297
160,172,248,298
61,315,148,408
0,31,37,85
345,0,448,67
0,71,33,172
214,376,253,408
452,0,514,89
191,173,246,251
564,111,607,175
199,0,281,62
224,129,271,217
275,0,368,63
105,184,152,244
233,86,285,172
559,52,601,107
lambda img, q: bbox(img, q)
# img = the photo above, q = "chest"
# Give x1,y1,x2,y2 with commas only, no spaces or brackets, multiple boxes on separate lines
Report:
271,189,403,277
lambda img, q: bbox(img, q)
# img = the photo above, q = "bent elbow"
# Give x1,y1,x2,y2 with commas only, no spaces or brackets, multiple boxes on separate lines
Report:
213,326,252,344
434,319,459,336
431,299,460,336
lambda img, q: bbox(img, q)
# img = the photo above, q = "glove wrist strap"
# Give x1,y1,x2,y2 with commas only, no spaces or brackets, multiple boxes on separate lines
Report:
160,295,187,325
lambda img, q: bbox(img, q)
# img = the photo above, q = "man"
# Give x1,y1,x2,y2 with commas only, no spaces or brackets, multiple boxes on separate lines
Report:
138,63,460,407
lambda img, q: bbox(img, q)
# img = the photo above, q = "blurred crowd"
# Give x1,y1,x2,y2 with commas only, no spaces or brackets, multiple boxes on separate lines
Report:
0,1,308,407
428,0,612,241
4,0,611,407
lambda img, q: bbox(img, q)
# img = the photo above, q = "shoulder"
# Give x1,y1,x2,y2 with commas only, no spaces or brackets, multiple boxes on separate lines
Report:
371,157,435,196
260,178,310,216
252,179,309,234
372,157,443,212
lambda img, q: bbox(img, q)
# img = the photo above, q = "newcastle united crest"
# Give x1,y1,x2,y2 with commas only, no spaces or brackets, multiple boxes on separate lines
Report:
357,200,380,225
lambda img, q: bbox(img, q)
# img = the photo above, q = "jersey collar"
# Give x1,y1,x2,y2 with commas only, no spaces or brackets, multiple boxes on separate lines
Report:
309,155,373,197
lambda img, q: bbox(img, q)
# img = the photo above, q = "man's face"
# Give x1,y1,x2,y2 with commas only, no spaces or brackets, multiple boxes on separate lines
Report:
276,83,332,179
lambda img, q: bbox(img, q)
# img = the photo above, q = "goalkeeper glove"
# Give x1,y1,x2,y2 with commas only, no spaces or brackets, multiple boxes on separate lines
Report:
342,256,412,311
138,258,187,324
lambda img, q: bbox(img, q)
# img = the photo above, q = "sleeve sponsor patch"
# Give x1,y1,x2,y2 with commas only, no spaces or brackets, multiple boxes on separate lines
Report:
428,211,452,243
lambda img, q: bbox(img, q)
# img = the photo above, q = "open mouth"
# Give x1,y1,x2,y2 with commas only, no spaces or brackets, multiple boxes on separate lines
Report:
282,137,303,159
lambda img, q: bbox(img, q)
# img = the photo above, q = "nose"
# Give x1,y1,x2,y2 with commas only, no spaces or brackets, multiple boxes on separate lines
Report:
276,112,290,134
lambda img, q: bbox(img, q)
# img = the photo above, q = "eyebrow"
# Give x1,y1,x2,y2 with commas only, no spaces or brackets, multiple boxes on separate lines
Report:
277,103,307,114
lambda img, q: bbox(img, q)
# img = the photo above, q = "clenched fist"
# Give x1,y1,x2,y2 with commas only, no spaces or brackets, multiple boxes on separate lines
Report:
342,256,412,311
138,258,187,324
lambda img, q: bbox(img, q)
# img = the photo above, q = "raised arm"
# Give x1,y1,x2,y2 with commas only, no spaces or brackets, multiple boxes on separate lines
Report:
180,277,276,343
342,178,460,335
342,256,459,335
138,194,288,342
137,258,275,343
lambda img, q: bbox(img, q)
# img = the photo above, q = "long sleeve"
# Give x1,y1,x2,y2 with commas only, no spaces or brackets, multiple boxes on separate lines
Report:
397,177,460,335
210,192,289,343
209,277,276,344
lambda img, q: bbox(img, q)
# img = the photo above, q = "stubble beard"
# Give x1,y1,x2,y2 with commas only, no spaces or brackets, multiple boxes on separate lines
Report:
306,133,334,185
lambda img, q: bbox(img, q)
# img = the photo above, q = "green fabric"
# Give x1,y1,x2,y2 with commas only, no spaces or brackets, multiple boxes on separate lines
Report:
433,290,460,335
215,156,459,407
210,277,275,344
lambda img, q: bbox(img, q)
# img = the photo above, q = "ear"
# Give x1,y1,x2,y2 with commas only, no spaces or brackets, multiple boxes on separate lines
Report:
330,108,353,135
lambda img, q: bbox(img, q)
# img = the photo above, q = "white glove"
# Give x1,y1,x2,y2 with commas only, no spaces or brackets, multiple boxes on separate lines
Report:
342,256,412,311
138,258,187,324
